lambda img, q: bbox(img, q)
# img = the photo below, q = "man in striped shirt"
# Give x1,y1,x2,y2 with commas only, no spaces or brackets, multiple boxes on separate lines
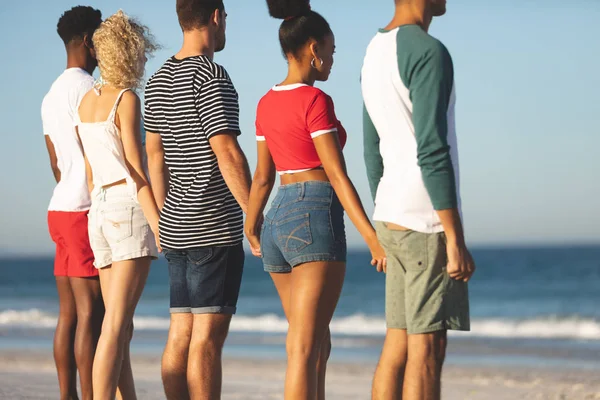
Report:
144,1,251,398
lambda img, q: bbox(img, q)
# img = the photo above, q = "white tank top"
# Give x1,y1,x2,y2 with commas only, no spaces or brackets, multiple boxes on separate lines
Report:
77,89,137,200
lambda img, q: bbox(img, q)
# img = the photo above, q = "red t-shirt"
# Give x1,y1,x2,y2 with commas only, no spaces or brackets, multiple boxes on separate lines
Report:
255,84,347,173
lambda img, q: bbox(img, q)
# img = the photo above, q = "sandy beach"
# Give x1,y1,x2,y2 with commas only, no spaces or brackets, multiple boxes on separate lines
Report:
1,350,599,400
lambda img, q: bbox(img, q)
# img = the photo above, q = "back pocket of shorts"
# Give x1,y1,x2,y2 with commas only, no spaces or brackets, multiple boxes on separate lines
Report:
102,207,134,243
276,213,312,252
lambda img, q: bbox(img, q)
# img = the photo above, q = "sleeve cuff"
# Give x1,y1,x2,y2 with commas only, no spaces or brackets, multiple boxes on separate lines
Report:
310,128,338,139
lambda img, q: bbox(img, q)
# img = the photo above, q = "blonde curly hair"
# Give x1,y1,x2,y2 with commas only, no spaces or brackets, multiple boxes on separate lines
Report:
93,10,158,90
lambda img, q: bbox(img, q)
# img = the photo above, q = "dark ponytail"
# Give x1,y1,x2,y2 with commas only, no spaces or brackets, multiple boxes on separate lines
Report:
266,0,332,58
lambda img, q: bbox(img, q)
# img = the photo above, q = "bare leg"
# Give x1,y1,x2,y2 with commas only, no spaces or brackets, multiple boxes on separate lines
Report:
92,259,150,400
372,328,408,400
403,331,447,400
187,314,231,400
284,261,346,400
271,272,332,400
54,276,79,400
116,322,136,400
162,314,193,400
69,277,103,400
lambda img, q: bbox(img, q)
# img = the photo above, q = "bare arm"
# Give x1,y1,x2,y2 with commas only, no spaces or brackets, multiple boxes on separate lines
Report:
313,133,386,271
118,92,161,239
209,133,252,213
44,136,61,183
145,131,169,210
244,141,276,256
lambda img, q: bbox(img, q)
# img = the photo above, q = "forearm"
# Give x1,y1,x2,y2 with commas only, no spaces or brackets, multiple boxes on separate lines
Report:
217,152,252,213
329,174,377,242
245,176,275,235
135,181,161,233
436,208,465,246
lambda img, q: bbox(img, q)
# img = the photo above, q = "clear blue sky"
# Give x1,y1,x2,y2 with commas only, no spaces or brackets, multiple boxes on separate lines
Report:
0,0,599,256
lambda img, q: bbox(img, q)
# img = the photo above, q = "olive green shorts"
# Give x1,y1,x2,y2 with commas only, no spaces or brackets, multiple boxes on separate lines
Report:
376,222,470,335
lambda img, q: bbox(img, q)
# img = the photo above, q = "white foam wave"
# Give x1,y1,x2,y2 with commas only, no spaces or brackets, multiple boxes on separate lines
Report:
1,309,599,340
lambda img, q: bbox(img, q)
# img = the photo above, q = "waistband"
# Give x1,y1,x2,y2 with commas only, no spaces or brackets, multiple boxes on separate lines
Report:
93,182,137,203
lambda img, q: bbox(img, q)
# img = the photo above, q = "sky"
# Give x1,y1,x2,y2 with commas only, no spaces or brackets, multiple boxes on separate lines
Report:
0,0,598,256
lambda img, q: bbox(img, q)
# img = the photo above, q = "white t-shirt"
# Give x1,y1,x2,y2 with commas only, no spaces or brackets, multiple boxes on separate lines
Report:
41,68,95,212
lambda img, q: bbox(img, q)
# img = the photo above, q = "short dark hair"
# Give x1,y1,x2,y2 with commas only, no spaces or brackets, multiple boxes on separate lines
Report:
56,6,102,45
176,0,225,31
266,0,332,58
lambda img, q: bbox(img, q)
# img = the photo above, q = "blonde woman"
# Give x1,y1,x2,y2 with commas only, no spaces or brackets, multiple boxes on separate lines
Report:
76,11,159,400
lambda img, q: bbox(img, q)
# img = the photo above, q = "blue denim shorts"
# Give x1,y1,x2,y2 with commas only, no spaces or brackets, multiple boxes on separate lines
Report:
261,181,347,273
163,244,244,314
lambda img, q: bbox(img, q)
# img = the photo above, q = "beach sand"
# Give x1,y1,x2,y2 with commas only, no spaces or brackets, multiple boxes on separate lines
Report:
0,351,599,399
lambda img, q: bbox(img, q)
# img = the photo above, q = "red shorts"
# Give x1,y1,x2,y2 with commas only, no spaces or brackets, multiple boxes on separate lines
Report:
48,211,97,278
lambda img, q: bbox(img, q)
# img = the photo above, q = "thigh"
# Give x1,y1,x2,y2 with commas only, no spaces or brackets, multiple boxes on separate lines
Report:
164,249,192,314
69,277,103,315
55,276,76,317
270,272,292,320
100,258,151,325
187,245,244,315
287,261,346,342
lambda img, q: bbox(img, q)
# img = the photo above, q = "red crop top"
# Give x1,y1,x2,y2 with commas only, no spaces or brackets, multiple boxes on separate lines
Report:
255,84,347,174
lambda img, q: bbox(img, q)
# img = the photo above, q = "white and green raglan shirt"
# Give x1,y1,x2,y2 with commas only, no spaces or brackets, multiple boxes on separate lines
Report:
361,25,461,234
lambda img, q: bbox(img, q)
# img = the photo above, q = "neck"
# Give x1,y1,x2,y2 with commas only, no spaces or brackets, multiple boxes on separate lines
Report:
385,3,433,32
177,29,214,60
65,44,95,75
282,58,317,87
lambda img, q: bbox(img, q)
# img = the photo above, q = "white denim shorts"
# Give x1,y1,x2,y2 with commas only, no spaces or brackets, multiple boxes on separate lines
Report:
88,184,158,269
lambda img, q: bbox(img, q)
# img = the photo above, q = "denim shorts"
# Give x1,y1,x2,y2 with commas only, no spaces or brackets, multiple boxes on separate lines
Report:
88,185,158,269
163,243,244,314
261,181,346,273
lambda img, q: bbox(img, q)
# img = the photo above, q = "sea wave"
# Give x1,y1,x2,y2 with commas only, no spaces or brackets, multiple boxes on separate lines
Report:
1,309,599,340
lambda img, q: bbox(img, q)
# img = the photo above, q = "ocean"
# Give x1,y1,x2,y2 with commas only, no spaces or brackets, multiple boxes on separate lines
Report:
1,246,599,369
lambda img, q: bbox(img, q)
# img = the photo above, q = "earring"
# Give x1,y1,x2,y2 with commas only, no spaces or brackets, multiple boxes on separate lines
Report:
311,57,324,69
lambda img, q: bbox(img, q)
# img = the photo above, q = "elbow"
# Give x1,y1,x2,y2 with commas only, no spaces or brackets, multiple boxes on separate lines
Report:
253,172,275,188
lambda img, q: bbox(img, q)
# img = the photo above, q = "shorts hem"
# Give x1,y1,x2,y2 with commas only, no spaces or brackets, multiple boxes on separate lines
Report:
192,306,236,315
406,322,471,335
170,307,192,314
94,250,158,269
289,253,346,268
264,264,291,273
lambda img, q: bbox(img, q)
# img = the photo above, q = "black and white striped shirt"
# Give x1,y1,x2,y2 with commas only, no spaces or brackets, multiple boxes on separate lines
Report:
144,56,243,249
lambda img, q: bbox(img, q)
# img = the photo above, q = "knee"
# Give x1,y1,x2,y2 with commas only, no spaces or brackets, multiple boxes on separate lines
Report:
409,333,447,369
320,330,332,361
190,327,227,354
286,335,321,365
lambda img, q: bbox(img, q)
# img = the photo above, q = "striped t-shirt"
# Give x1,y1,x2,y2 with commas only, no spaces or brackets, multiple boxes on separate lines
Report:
144,56,243,249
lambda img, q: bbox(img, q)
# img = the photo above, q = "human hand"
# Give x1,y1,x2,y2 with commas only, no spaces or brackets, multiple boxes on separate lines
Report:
367,236,387,273
446,242,475,282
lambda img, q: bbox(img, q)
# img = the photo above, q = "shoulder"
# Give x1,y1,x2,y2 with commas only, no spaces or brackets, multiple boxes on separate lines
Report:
304,87,334,109
193,58,234,85
397,27,452,65
120,90,141,108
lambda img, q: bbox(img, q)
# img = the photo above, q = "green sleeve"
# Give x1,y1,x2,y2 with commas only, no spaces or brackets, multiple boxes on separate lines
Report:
363,103,383,201
398,33,457,210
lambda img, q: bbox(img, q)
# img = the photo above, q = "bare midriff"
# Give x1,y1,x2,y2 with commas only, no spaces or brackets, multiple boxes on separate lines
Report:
280,168,329,186
102,178,127,190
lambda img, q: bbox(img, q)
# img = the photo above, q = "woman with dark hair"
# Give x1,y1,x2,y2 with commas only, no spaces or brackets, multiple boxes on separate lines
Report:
244,1,387,398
